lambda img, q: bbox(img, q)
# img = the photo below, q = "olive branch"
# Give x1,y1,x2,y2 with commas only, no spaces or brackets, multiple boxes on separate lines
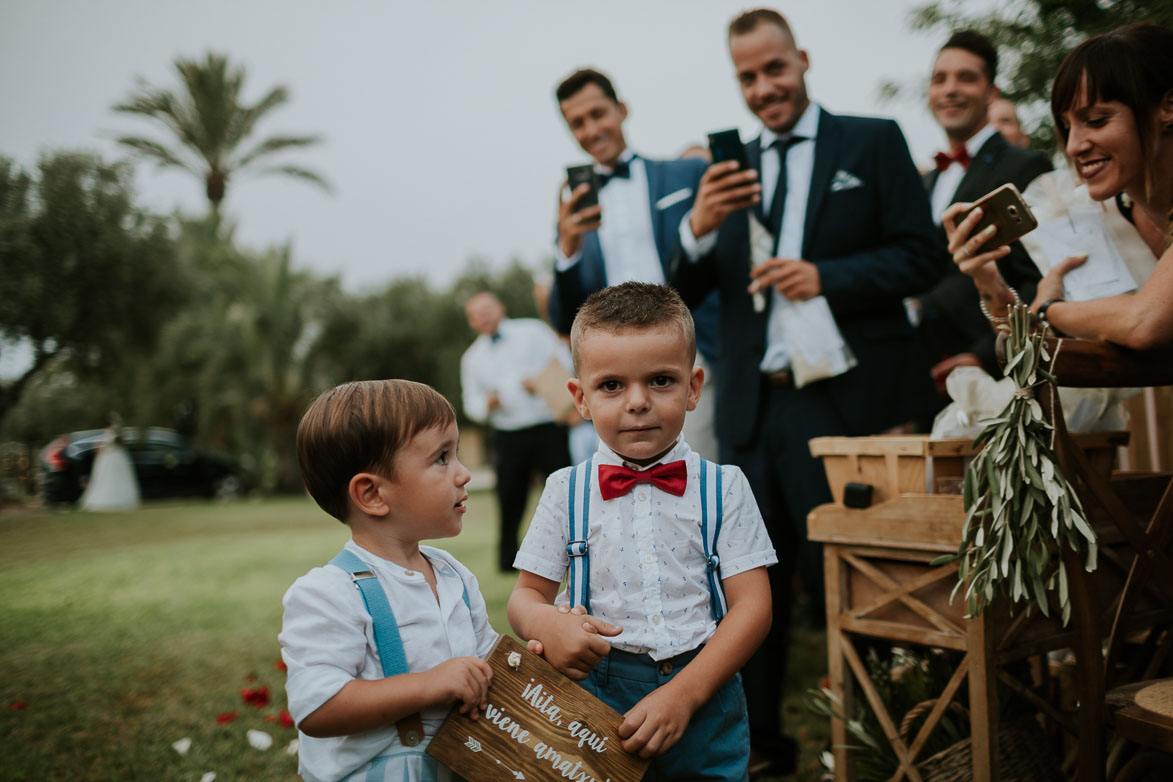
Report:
933,304,1096,624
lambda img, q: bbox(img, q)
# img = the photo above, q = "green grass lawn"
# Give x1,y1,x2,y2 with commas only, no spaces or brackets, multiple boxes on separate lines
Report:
0,494,828,781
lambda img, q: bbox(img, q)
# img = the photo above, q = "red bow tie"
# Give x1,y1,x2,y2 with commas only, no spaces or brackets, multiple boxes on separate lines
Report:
934,147,971,171
598,460,688,501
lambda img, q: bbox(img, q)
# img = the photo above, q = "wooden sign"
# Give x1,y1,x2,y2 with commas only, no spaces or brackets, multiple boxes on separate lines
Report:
427,635,649,782
529,357,577,423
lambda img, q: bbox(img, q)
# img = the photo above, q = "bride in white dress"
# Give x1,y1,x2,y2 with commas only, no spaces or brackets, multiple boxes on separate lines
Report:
80,418,141,511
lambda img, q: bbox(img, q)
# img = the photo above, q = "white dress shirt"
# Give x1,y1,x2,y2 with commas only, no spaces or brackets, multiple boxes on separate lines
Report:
280,541,498,782
556,150,666,285
513,438,777,661
460,318,572,431
680,103,823,372
930,124,997,223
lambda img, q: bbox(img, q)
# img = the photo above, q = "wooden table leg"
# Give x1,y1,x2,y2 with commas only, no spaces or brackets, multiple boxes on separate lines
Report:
967,610,1000,782
825,545,855,782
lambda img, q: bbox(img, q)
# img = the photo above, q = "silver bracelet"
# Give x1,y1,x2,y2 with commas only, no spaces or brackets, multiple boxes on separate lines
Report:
978,284,1020,322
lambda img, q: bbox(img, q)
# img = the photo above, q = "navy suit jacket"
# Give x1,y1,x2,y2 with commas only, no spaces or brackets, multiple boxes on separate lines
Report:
548,156,719,359
674,109,945,449
919,132,1053,375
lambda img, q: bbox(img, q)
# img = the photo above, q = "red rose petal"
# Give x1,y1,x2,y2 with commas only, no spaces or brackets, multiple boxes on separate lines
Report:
217,712,238,724
274,659,287,672
279,710,295,728
10,701,29,710
240,685,271,708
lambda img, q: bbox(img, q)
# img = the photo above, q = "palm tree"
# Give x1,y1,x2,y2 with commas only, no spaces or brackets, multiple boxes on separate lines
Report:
113,52,329,211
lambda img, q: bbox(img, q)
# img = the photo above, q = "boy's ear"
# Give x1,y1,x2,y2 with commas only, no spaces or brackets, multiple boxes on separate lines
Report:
686,365,704,412
567,378,592,421
348,472,393,518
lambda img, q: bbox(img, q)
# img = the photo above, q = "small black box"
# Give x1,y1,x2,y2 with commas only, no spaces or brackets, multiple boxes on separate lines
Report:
843,482,873,509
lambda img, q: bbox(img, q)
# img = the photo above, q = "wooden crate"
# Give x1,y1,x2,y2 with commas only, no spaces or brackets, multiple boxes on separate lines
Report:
809,432,1128,507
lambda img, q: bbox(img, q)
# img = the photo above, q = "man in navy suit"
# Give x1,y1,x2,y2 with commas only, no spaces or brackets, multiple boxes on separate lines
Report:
672,9,943,774
912,31,1051,394
550,68,720,458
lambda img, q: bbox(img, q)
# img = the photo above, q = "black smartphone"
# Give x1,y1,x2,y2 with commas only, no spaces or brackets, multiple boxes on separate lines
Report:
707,128,751,171
963,183,1038,249
565,165,598,212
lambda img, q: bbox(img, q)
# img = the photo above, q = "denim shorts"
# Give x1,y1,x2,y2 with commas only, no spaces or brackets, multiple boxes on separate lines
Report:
581,646,750,782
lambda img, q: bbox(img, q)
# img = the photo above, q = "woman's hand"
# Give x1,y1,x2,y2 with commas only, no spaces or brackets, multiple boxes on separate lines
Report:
1031,255,1087,311
942,202,1012,290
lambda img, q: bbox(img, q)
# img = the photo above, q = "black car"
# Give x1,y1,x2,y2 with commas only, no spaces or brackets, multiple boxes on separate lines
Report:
40,427,241,504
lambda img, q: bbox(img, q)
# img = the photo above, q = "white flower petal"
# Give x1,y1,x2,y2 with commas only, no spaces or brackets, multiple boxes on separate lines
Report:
200,774,217,782
285,738,300,755
246,729,273,751
171,737,192,756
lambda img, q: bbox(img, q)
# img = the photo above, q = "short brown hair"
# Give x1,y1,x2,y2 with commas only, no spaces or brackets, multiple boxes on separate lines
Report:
1051,23,1173,200
728,8,795,44
569,283,696,373
940,30,997,84
556,68,619,104
296,379,456,522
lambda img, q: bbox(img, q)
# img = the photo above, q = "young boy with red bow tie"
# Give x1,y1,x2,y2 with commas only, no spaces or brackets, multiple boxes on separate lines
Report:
508,282,776,781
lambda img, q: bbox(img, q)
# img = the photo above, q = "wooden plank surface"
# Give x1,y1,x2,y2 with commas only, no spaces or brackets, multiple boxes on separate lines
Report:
807,495,966,550
427,635,649,782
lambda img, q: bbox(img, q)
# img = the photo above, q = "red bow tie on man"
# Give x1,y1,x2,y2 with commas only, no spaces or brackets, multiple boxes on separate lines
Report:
598,460,688,501
934,147,971,172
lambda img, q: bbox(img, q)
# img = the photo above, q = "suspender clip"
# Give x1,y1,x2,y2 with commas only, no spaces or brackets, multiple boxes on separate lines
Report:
566,540,589,557
706,554,720,573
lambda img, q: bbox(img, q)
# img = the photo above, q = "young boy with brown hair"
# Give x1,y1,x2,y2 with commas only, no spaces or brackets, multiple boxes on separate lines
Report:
280,379,505,782
508,282,776,780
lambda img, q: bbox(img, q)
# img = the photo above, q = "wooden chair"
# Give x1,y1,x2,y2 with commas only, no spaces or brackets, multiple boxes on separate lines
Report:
1021,336,1173,781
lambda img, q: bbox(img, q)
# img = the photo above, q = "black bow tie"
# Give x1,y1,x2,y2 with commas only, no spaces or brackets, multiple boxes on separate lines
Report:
597,160,631,188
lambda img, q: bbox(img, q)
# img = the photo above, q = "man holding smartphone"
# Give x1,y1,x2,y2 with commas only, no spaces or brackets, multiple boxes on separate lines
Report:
671,10,941,775
550,68,721,459
912,30,1052,394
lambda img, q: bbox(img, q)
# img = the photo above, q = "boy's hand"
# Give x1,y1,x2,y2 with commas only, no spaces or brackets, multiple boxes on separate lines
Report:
538,604,621,680
617,679,700,758
426,657,493,718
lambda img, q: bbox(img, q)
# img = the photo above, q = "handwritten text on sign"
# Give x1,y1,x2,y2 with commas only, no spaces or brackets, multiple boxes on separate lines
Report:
427,635,648,782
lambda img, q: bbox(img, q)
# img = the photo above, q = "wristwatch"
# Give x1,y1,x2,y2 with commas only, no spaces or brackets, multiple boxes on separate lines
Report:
1036,298,1066,336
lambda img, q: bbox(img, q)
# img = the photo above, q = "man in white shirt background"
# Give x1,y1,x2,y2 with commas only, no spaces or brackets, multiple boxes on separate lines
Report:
460,292,571,572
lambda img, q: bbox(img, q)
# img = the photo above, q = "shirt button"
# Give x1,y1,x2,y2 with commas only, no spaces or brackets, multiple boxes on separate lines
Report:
651,615,663,625
636,491,647,502
643,553,655,565
659,661,674,676
404,570,415,576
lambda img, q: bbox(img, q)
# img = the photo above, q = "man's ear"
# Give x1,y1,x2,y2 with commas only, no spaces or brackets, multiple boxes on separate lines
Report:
686,366,704,412
567,378,592,421
618,101,628,123
348,472,392,518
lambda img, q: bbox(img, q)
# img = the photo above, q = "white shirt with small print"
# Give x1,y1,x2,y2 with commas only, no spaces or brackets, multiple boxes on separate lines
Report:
513,438,776,661
280,540,498,782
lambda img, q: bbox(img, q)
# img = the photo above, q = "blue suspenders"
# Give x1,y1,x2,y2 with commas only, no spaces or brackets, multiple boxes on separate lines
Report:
565,457,728,622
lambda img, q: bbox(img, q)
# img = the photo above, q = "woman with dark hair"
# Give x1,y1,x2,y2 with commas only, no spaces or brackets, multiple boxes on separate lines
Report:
945,22,1173,349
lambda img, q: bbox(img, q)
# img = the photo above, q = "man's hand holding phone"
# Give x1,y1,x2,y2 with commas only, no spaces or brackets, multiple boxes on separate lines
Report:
557,180,602,258
689,160,761,239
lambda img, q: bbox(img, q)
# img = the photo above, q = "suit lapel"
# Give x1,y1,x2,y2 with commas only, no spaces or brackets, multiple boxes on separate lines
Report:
643,157,669,265
952,132,1007,204
803,108,838,258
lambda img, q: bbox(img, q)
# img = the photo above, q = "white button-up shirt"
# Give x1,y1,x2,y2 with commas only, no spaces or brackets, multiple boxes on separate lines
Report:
930,124,997,223
556,150,666,286
513,439,776,661
280,542,498,782
460,318,572,431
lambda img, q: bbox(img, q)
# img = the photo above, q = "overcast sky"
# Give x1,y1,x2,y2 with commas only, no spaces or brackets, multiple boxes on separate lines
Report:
3,0,996,293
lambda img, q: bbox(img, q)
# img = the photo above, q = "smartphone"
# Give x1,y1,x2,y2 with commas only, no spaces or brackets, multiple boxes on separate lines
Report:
963,183,1038,249
707,128,751,172
565,165,598,212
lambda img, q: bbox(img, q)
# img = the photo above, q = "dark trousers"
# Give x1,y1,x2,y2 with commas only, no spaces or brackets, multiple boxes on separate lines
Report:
493,422,570,571
724,381,846,745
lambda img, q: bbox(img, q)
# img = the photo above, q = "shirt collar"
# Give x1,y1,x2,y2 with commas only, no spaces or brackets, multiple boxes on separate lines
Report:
594,148,637,176
594,436,691,471
760,102,821,151
960,124,997,158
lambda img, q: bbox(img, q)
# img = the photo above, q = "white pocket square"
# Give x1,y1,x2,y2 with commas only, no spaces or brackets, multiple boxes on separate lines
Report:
829,169,864,192
655,188,693,210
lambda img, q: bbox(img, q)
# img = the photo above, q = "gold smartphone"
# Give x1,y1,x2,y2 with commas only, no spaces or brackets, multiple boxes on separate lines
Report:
963,182,1038,249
